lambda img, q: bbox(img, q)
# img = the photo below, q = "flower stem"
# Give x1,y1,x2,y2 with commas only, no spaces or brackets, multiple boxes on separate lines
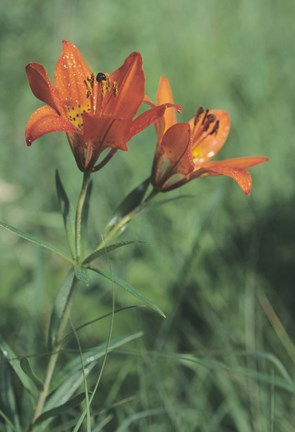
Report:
75,172,91,263
98,188,158,249
31,275,76,428
31,171,91,429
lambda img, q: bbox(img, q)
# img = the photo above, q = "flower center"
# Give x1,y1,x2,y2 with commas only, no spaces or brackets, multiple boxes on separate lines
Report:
66,72,119,131
95,72,118,99
191,106,220,159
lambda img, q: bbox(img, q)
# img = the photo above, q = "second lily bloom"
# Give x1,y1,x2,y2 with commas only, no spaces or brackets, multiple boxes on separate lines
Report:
151,77,268,195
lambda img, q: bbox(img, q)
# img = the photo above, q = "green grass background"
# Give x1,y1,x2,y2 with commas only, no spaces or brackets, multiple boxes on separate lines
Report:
0,0,294,430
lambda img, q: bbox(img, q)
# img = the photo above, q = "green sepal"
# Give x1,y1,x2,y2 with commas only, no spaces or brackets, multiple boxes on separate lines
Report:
33,392,86,426
20,357,43,391
83,240,141,265
55,170,75,258
88,267,166,317
105,177,150,231
0,221,74,264
47,270,76,350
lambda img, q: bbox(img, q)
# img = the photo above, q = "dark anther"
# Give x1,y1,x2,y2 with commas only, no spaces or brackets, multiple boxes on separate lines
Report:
207,114,216,123
210,120,220,135
194,106,204,126
96,72,107,83
201,109,209,124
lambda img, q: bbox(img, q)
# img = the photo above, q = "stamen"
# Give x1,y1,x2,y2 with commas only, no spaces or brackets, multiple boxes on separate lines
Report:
113,81,118,97
96,72,107,83
201,109,209,125
207,114,216,123
84,74,95,98
210,120,219,135
100,73,111,98
194,106,204,126
202,112,216,131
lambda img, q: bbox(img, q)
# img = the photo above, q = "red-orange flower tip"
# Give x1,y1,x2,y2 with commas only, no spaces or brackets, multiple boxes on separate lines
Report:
25,41,172,172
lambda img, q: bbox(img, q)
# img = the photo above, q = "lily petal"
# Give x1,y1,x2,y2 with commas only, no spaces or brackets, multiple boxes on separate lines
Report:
152,122,193,189
128,103,178,140
203,156,269,169
189,110,230,164
193,157,268,195
83,113,131,151
25,105,75,146
26,63,62,113
103,52,144,118
157,76,177,133
195,166,253,195
54,40,92,109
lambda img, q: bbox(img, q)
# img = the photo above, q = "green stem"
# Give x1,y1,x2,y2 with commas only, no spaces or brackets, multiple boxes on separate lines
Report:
75,172,91,263
31,276,76,428
97,188,158,249
31,172,91,429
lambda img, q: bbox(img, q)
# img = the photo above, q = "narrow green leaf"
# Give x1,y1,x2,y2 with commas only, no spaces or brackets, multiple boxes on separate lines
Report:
83,241,141,265
0,335,36,397
0,410,17,432
33,393,85,426
63,305,140,344
89,267,166,317
42,418,81,432
55,170,75,258
48,270,76,350
20,357,43,391
116,408,163,432
0,355,21,432
0,221,74,264
43,333,142,429
51,332,143,405
151,194,193,208
106,177,150,230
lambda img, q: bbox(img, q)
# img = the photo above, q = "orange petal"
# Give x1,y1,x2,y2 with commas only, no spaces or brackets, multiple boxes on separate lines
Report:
192,155,268,195
25,105,75,145
157,76,177,133
196,166,253,195
153,122,193,186
128,104,178,140
102,52,145,119
83,113,131,151
26,63,62,113
204,156,269,169
54,40,92,109
189,110,230,164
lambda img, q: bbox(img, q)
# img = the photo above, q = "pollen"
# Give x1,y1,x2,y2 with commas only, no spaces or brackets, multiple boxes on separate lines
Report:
100,72,111,98
113,81,119,97
84,73,95,98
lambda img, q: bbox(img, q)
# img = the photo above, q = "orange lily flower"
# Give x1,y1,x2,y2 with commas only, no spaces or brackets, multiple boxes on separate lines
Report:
25,41,172,172
151,77,268,195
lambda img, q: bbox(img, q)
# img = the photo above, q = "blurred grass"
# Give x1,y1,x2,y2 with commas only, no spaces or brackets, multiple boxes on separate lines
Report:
1,0,295,430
